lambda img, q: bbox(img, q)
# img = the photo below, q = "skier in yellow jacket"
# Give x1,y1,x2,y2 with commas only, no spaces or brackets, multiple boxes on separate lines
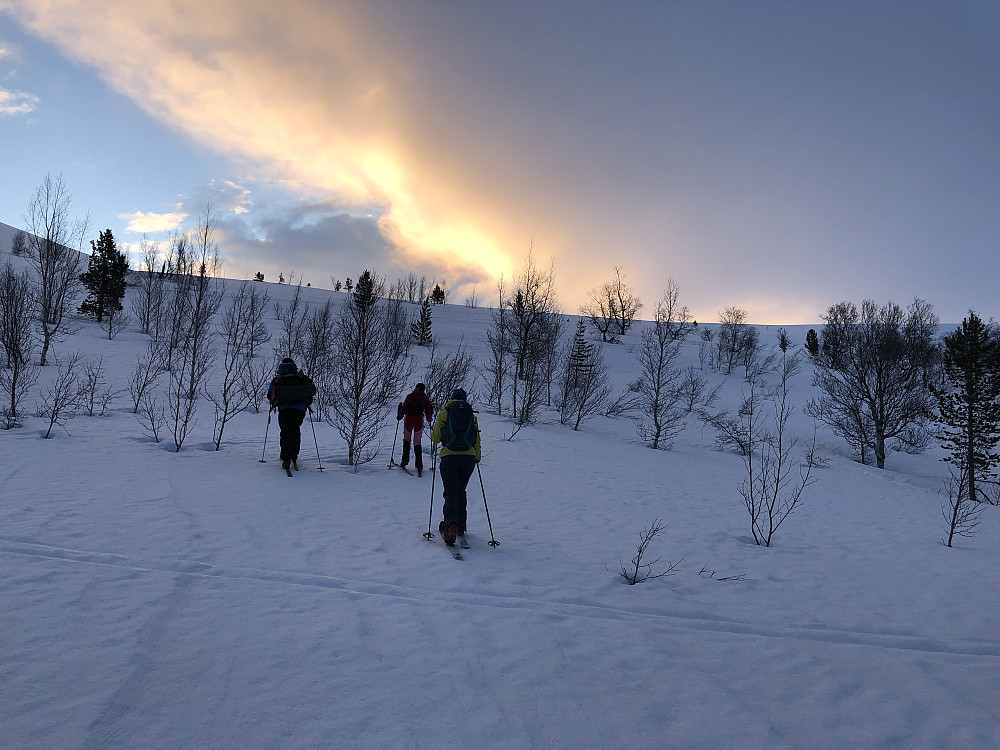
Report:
431,388,481,546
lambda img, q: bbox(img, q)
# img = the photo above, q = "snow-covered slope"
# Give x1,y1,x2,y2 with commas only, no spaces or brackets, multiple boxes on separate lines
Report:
1,262,998,749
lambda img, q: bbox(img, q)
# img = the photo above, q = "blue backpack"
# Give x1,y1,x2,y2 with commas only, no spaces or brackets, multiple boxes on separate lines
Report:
441,400,476,451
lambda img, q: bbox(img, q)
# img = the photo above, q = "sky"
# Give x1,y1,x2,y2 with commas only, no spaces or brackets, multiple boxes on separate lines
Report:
1,0,998,324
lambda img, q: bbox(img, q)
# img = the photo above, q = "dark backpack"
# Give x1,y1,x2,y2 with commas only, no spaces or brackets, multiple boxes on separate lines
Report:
441,400,476,451
271,376,316,406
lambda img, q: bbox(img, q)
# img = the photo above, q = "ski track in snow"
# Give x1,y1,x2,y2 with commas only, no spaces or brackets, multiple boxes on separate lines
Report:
4,537,999,661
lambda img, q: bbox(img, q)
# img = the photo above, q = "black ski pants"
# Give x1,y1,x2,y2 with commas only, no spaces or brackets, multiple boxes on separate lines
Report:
440,453,477,534
277,407,306,461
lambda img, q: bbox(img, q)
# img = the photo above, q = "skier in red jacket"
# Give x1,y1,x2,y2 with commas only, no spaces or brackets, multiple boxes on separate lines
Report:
397,382,433,476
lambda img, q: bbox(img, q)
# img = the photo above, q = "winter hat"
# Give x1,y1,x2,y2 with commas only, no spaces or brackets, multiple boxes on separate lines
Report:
416,382,426,391
277,358,298,376
450,388,467,402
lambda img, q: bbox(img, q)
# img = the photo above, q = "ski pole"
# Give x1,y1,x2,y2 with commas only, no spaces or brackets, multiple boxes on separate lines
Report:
388,417,400,468
260,407,273,463
423,444,438,540
308,407,324,471
477,463,500,547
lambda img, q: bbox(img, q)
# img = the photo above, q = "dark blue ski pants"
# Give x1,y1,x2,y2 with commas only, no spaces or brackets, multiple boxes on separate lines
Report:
278,407,306,461
440,454,477,534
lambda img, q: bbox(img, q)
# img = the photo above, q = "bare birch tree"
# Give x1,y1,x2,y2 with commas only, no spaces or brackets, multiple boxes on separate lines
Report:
130,236,169,338
137,390,166,443
506,247,559,421
158,234,191,373
739,353,817,546
0,260,38,428
581,277,618,343
242,283,271,360
38,351,86,438
242,356,276,414
405,271,420,303
653,276,690,341
23,173,90,366
807,299,936,468
165,209,224,451
483,276,511,413
301,297,336,420
206,282,260,450
941,463,986,547
678,366,718,413
631,296,688,449
581,266,644,342
273,279,308,361
128,341,164,414
611,266,644,337
423,337,477,411
716,306,749,375
80,356,118,416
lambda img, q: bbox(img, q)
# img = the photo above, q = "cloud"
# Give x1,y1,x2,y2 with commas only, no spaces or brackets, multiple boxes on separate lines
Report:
119,210,187,233
121,181,251,234
116,180,491,294
0,2,811,316
0,40,38,116
6,2,998,322
211,197,490,293
0,86,37,116
3,0,517,290
184,180,253,218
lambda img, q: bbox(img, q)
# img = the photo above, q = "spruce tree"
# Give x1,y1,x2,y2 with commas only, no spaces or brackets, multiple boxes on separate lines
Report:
566,319,594,389
934,312,1000,506
805,329,819,356
79,229,128,323
11,230,26,257
430,284,446,304
559,319,610,429
410,296,433,346
353,270,377,309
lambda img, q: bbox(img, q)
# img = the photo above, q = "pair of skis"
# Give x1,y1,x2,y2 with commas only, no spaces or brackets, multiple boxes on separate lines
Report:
390,461,421,477
388,456,411,474
445,535,471,560
423,523,471,560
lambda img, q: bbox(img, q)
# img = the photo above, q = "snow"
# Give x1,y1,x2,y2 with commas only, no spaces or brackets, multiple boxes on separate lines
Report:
2,250,999,749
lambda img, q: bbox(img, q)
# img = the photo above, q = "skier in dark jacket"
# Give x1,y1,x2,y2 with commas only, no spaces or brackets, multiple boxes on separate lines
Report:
431,388,481,545
398,382,434,476
266,358,315,472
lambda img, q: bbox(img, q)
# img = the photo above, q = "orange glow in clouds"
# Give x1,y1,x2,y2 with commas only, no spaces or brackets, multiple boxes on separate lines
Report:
6,0,513,284
357,150,509,279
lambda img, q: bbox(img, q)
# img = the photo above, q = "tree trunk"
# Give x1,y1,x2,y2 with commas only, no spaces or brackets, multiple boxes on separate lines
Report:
875,426,886,469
